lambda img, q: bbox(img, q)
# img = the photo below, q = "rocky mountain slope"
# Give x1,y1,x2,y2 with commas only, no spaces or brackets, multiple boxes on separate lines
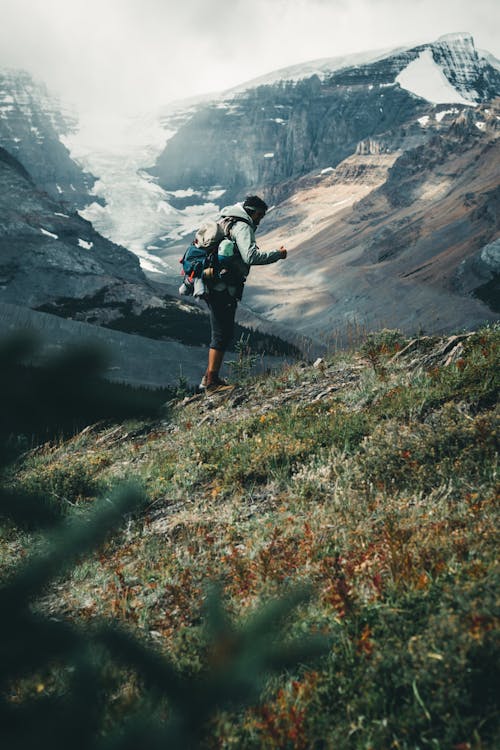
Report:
249,104,500,342
150,34,500,206
0,145,152,312
143,34,499,342
0,69,96,210
0,146,296,364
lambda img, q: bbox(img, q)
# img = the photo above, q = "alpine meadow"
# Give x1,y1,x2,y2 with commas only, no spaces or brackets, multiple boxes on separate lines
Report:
0,12,499,750
1,326,499,747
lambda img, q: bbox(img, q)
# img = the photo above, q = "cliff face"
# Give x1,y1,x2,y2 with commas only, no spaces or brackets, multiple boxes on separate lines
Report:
152,77,427,204
0,69,95,210
150,34,500,206
0,145,152,316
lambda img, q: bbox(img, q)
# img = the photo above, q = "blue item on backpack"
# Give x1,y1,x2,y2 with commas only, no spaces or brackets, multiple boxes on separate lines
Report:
180,243,214,280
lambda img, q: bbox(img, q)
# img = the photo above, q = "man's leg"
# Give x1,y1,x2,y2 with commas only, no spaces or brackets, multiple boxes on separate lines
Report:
204,291,237,388
206,347,225,385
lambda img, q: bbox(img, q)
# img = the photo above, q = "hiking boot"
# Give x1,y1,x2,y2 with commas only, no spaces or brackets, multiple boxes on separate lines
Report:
199,374,229,390
205,376,233,394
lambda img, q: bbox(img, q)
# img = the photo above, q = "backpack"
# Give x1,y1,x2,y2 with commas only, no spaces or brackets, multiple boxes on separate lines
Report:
178,216,249,296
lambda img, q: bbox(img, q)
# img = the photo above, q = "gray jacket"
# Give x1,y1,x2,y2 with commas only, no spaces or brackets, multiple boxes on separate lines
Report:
213,203,282,294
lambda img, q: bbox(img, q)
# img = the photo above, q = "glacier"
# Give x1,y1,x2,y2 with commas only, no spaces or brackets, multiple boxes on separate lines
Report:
63,111,227,274
396,49,476,105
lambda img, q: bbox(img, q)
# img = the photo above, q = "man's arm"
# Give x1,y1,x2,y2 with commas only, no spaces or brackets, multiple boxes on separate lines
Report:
231,222,285,265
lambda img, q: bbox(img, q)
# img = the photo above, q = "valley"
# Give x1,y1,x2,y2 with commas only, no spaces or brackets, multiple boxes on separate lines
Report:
0,32,499,377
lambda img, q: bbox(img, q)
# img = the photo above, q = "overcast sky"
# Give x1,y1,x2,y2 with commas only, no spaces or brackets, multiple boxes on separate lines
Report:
1,0,499,116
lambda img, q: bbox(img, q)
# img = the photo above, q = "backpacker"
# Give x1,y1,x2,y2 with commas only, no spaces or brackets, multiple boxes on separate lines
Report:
178,216,249,297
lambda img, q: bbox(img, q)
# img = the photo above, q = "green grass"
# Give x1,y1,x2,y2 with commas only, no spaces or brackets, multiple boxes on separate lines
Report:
2,324,499,748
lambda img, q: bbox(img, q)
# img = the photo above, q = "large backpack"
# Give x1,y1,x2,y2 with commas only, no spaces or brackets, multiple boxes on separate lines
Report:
179,216,249,296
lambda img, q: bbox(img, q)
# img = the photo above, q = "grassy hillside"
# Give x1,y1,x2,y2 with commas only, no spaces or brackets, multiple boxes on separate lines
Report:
1,325,499,749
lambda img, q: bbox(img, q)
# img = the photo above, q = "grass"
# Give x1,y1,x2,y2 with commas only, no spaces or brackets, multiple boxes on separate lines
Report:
1,324,499,748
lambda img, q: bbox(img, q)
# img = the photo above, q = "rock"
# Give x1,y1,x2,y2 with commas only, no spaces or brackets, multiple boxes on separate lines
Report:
0,69,96,210
0,147,147,311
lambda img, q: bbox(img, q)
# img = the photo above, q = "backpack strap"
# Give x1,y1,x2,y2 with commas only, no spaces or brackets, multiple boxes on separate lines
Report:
218,215,251,240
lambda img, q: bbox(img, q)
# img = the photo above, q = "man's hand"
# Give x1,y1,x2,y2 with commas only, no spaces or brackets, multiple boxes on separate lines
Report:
279,246,287,259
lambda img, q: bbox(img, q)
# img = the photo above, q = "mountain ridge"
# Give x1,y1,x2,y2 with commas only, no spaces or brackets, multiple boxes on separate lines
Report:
150,33,500,206
140,33,499,342
0,69,97,210
1,33,498,358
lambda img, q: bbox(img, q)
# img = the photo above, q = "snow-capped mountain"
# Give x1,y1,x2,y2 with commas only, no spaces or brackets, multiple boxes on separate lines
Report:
225,46,405,93
141,32,498,341
15,32,497,348
404,32,492,103
150,33,499,207
61,33,499,272
226,33,494,100
0,69,95,209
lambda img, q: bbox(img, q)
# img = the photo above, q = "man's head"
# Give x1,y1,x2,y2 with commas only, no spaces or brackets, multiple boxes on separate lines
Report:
243,195,268,227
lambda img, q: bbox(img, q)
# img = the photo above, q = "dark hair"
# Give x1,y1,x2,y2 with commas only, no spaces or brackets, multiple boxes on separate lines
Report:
243,195,268,214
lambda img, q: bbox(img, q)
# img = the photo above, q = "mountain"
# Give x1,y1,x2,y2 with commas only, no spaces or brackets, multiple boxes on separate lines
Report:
150,34,499,206
4,35,497,358
250,105,499,342
0,143,298,376
0,143,167,313
0,69,97,210
140,33,499,341
225,46,405,93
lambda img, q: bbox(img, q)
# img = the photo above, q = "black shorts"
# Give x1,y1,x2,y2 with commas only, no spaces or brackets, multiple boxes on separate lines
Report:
206,289,238,352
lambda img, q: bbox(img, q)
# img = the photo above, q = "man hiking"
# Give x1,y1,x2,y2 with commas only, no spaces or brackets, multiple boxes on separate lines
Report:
201,195,287,393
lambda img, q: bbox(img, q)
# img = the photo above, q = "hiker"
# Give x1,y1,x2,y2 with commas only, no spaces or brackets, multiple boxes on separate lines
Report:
201,195,287,392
